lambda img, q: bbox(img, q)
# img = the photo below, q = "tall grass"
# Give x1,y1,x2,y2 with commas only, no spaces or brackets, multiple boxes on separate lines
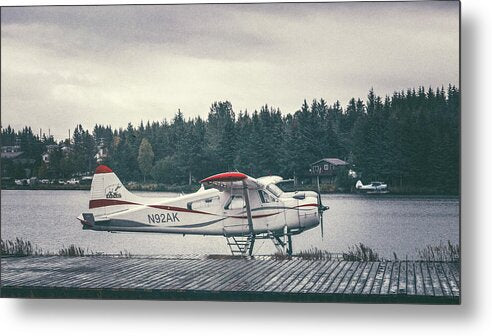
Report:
291,244,380,261
118,250,133,258
206,254,245,260
296,247,334,260
2,238,460,262
0,238,43,256
58,245,88,257
342,243,380,261
0,238,132,258
272,251,292,260
416,240,460,262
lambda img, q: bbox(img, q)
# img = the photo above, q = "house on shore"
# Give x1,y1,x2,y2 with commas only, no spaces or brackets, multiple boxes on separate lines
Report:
1,145,36,178
42,144,60,164
307,158,349,185
1,145,35,165
94,138,108,163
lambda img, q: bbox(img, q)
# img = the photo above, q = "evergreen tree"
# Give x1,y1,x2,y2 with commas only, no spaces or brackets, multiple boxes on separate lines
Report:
138,138,154,182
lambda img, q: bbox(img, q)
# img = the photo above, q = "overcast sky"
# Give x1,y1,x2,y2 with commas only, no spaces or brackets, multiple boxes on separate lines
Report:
1,1,459,140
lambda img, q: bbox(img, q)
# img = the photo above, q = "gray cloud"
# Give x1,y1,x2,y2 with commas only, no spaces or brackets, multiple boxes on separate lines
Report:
1,2,459,140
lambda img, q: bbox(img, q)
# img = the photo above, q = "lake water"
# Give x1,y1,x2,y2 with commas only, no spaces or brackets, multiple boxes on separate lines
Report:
0,190,459,258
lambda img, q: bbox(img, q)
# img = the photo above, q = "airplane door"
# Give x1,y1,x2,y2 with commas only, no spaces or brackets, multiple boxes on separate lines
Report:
222,195,249,236
257,190,282,232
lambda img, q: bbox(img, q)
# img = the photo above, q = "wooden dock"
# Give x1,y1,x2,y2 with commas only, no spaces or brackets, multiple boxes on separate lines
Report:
0,256,460,303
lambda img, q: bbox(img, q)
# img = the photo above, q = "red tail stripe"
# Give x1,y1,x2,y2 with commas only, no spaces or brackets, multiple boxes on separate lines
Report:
89,199,139,209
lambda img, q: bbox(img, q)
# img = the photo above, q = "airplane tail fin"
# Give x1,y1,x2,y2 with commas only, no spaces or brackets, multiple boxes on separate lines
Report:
355,180,363,189
89,165,140,216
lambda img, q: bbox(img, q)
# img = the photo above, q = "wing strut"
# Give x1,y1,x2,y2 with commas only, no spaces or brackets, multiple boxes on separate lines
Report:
242,180,255,256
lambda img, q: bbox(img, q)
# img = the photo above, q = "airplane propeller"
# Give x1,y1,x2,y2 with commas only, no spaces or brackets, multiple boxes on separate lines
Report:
316,182,329,239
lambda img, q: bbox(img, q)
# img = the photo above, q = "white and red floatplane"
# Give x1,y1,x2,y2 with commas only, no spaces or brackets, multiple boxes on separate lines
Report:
77,165,328,256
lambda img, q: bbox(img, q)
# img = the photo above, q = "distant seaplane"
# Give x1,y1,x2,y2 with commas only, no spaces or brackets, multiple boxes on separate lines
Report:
77,165,329,256
355,180,389,194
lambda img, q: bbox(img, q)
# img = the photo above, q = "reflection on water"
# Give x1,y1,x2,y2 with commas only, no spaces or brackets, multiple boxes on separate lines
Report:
1,190,459,258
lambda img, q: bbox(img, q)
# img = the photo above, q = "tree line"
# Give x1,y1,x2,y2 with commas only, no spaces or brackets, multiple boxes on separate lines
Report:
1,85,460,194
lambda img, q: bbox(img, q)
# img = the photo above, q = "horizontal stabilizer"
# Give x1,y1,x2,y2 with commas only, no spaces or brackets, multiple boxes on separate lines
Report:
82,213,95,226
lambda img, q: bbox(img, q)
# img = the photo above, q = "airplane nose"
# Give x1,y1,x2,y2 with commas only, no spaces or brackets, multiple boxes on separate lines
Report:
315,194,328,239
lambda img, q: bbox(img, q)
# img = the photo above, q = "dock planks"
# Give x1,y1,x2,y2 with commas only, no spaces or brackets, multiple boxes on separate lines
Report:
0,256,460,303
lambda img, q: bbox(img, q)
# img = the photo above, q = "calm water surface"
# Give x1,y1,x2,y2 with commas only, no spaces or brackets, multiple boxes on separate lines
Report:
1,190,459,258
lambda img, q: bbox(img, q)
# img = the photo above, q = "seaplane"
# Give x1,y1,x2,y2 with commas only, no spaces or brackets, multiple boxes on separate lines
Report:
77,165,329,256
355,180,389,194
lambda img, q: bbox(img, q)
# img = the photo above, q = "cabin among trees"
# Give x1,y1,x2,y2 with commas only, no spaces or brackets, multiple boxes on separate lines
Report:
308,158,349,185
295,158,353,192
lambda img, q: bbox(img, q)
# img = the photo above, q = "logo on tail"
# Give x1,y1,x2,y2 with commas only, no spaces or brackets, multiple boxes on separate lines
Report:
105,184,122,198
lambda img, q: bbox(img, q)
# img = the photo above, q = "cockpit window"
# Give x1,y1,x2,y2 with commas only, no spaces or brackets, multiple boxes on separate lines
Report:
258,190,274,203
187,196,219,210
266,184,283,198
224,195,245,210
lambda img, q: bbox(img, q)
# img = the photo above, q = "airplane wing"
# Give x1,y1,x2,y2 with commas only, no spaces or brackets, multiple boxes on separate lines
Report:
200,172,261,191
256,175,283,186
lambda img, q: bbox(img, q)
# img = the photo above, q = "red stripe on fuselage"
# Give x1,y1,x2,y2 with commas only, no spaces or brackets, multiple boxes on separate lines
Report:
295,203,319,208
88,200,318,218
230,212,281,219
148,204,213,215
88,199,215,215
